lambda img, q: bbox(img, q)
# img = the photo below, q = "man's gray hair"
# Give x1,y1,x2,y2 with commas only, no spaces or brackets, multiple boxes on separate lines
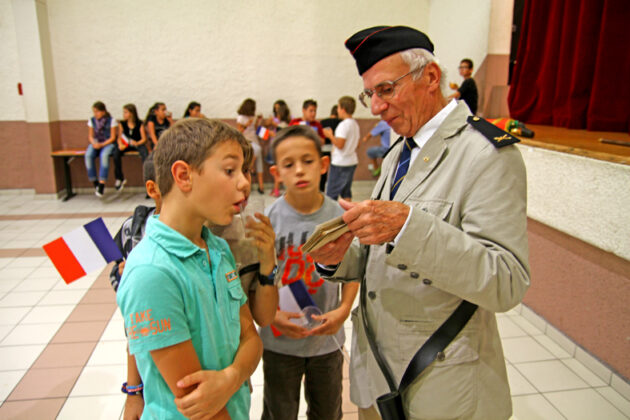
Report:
400,48,447,93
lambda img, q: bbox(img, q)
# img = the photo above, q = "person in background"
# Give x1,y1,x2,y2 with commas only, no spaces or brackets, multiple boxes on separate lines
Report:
311,26,529,420
289,99,326,140
361,119,391,177
323,96,360,201
183,101,205,118
113,104,150,192
85,101,118,197
319,105,341,191
237,98,265,195
145,102,173,147
449,58,478,115
266,99,292,197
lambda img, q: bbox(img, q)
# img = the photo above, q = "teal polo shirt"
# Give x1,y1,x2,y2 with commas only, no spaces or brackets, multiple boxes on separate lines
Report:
117,216,249,420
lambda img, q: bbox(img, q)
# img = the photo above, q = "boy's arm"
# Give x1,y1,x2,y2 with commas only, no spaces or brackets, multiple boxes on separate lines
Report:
323,127,347,149
249,284,278,327
174,304,262,419
308,281,359,336
123,349,144,420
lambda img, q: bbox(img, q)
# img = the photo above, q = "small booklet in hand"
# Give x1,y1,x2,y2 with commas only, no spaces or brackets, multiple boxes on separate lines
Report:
301,216,349,254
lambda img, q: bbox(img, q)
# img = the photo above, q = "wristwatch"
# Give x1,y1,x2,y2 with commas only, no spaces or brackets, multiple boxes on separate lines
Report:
258,266,277,286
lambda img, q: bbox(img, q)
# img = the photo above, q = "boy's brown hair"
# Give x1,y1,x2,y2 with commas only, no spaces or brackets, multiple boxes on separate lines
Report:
272,125,322,162
338,96,356,115
153,118,249,196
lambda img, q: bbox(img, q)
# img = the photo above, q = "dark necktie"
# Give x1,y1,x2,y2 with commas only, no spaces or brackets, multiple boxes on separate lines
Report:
390,137,418,199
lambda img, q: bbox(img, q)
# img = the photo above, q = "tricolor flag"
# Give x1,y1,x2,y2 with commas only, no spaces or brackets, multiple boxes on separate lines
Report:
272,279,317,336
256,126,271,141
43,218,122,284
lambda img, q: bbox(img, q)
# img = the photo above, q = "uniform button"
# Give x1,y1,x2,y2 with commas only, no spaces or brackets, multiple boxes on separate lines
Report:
410,272,419,279
397,264,407,270
368,291,377,300
423,156,430,162
422,278,432,285
436,351,445,361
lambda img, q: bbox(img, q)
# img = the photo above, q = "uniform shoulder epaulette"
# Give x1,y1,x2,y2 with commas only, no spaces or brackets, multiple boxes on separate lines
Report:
467,116,520,148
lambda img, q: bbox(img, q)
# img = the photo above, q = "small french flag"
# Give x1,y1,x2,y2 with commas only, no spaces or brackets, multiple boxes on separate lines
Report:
272,279,317,336
43,218,122,284
256,126,271,141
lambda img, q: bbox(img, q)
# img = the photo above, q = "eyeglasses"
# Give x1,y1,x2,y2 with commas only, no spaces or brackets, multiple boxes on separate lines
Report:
358,67,423,108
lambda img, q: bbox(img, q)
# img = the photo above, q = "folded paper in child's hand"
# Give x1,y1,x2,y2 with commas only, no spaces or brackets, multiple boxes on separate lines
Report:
301,216,350,254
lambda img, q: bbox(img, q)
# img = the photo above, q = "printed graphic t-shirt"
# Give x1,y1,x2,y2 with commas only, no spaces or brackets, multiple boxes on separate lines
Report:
260,195,345,357
117,216,249,420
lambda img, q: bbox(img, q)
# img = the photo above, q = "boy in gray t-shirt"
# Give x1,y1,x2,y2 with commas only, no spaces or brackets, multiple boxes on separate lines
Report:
261,125,359,420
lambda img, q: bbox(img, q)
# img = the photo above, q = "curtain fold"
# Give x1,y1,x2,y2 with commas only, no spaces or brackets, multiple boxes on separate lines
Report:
508,0,630,132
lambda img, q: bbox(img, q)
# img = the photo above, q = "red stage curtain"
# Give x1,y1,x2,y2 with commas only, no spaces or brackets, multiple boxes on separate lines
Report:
508,0,630,132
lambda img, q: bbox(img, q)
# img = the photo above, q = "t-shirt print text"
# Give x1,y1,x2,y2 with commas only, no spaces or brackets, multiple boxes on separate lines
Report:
126,309,172,340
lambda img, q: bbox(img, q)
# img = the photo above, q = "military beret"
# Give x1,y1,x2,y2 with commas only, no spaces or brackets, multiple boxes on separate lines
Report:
345,26,435,75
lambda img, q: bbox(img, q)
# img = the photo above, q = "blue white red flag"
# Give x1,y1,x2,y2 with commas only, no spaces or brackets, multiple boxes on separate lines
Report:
42,218,122,284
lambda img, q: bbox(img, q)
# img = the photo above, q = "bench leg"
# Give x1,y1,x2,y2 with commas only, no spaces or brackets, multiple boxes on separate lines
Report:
61,156,76,201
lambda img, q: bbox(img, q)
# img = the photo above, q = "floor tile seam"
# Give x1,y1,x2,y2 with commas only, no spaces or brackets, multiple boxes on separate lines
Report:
542,388,630,419
2,265,117,408
534,392,570,420
508,362,543,396
593,386,630,415
0,212,132,221
511,359,592,394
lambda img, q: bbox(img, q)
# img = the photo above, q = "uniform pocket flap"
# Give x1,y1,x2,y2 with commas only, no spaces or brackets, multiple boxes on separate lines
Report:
407,199,453,221
227,281,245,301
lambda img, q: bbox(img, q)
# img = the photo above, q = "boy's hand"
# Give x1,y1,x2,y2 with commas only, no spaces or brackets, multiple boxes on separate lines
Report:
174,368,239,419
272,310,309,339
308,306,350,336
323,127,334,139
245,213,276,276
118,260,126,276
123,395,143,420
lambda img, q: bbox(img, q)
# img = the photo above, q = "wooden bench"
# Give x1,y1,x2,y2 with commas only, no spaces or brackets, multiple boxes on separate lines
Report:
51,149,140,201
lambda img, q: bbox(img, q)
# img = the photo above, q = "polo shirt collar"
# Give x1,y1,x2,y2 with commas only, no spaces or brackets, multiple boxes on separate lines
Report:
146,216,213,259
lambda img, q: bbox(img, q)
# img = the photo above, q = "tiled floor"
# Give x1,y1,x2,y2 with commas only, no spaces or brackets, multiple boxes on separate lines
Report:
0,184,628,419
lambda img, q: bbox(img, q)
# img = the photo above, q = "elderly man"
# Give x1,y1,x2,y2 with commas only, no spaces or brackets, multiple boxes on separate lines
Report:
310,26,530,419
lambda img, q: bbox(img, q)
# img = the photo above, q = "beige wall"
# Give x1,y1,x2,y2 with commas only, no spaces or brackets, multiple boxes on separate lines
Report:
0,0,26,121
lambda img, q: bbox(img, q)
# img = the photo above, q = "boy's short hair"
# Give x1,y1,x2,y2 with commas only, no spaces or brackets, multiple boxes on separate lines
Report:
302,99,317,109
272,125,322,162
338,96,356,115
154,118,249,196
143,152,156,183
330,105,339,118
460,58,473,69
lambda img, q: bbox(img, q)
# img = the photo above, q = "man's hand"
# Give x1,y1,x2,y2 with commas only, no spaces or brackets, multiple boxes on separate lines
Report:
308,306,350,336
123,395,143,420
307,231,353,265
174,368,239,419
245,213,276,275
271,310,309,339
339,198,410,245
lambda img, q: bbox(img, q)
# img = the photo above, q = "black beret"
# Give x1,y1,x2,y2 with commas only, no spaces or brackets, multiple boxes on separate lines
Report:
345,26,434,75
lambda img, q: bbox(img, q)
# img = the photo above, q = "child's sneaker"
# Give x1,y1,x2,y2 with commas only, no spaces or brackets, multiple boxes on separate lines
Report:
367,163,375,171
95,183,105,197
115,179,126,192
371,167,381,177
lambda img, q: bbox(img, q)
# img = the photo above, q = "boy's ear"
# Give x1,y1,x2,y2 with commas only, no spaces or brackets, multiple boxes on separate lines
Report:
171,160,193,192
269,165,279,179
145,180,161,201
320,155,330,175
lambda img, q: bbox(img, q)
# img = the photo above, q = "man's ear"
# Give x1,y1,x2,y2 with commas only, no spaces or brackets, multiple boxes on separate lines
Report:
171,160,193,192
424,62,442,93
269,165,279,179
320,155,330,174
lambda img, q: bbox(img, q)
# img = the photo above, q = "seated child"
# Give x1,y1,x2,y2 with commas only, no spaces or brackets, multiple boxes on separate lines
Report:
261,125,359,420
323,96,360,201
117,118,264,419
362,119,391,177
85,101,118,197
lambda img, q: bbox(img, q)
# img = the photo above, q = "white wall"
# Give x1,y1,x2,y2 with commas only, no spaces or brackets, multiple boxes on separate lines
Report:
40,0,429,122
428,0,492,91
520,145,630,261
0,0,26,121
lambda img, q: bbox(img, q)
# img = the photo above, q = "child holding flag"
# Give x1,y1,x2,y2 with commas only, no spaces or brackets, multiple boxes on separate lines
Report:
261,125,358,420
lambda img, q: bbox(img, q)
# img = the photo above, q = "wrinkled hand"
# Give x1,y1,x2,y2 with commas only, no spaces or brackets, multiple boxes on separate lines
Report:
123,394,143,420
272,310,309,339
307,232,353,266
308,306,350,336
339,198,410,245
174,368,238,419
245,213,275,275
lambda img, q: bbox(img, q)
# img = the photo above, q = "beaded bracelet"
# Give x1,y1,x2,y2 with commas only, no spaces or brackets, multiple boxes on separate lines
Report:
121,381,143,396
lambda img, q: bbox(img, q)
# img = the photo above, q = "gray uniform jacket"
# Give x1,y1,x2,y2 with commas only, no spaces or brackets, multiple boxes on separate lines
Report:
328,102,530,419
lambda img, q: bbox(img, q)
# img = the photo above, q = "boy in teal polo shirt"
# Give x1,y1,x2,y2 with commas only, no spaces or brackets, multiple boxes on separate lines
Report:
117,118,268,419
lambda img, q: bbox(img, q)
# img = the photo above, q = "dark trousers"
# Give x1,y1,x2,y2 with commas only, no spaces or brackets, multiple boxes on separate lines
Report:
261,349,343,420
112,144,149,181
